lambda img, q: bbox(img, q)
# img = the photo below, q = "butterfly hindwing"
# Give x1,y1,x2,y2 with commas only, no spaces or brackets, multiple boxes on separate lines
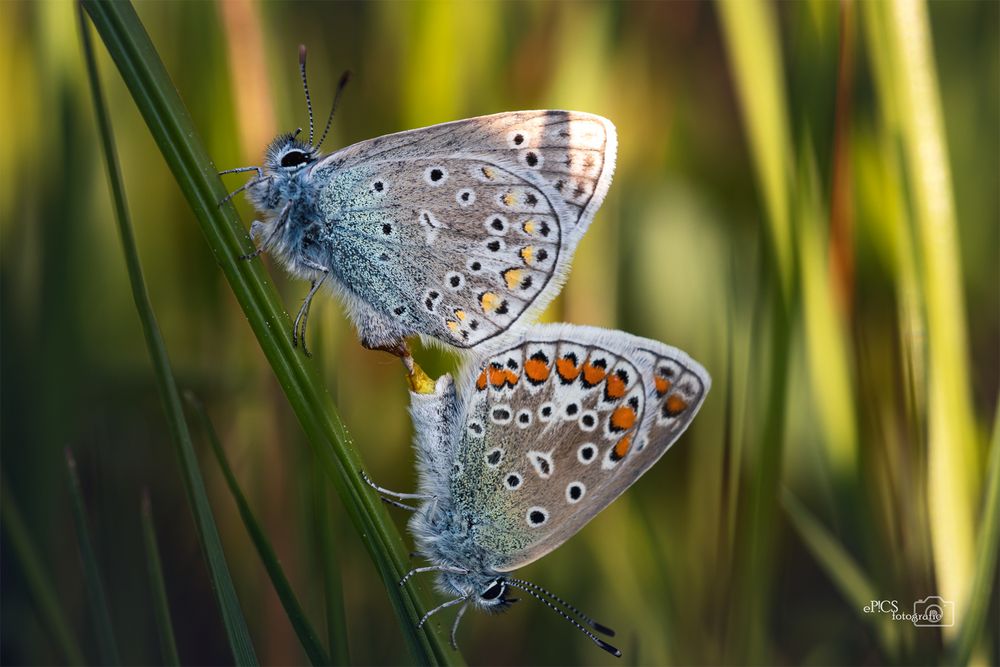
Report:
449,324,710,571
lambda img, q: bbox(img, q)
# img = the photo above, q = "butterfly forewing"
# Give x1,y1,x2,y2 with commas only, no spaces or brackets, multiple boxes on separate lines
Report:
450,325,709,571
323,110,616,243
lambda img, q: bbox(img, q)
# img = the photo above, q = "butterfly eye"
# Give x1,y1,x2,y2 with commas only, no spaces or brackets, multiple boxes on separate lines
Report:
480,580,505,601
280,150,309,168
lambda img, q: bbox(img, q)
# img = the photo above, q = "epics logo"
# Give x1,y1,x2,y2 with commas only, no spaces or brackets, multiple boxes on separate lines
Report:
864,600,899,614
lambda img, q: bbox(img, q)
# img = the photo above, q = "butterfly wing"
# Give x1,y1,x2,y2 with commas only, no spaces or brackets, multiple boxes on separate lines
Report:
449,324,710,572
323,110,616,243
308,112,616,348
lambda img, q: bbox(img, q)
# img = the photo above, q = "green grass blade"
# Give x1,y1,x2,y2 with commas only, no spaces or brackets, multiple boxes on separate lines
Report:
185,393,332,667
950,396,1000,666
876,0,980,630
716,0,794,299
140,492,181,667
64,449,121,666
1,480,86,665
312,465,351,666
78,8,258,665
782,489,901,659
78,1,463,663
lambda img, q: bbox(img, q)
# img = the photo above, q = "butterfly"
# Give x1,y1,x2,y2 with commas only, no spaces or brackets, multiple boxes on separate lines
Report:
221,47,617,357
365,324,710,656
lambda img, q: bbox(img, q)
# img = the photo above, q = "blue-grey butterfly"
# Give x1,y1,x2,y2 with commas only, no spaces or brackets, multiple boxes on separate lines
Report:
365,324,710,655
221,48,617,357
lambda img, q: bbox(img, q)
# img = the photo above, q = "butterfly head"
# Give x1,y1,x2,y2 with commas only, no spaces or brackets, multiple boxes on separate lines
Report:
264,132,319,172
440,571,518,612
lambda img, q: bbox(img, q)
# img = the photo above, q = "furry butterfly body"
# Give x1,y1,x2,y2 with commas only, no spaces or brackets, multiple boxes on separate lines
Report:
376,324,710,655
239,107,616,355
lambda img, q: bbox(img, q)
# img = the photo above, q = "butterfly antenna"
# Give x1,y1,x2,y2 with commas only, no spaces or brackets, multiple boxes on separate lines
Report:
416,595,468,629
505,581,622,657
316,70,352,149
507,577,616,637
298,45,315,145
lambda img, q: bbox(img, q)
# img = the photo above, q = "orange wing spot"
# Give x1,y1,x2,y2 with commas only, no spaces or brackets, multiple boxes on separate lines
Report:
655,376,671,396
664,394,688,417
476,369,488,391
489,365,508,388
503,269,524,289
605,373,627,400
523,220,536,234
504,370,519,387
454,309,467,321
481,166,495,180
610,406,637,432
582,362,607,386
524,358,550,383
502,192,516,207
556,356,581,382
613,435,632,460
520,246,535,265
446,320,460,332
480,292,500,313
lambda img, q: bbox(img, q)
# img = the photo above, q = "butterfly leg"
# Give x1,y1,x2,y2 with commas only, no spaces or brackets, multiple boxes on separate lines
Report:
450,602,469,650
293,259,330,357
360,469,433,500
380,497,418,512
240,221,268,260
399,565,469,587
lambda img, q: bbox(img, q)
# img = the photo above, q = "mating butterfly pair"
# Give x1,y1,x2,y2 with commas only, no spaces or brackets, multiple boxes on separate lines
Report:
222,48,709,657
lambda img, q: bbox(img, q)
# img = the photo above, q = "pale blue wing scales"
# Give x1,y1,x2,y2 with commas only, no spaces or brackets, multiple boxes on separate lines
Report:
312,157,564,347
449,324,710,572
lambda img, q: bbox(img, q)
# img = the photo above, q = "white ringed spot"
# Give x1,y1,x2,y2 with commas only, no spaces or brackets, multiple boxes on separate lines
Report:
490,405,513,425
456,188,475,206
424,166,448,185
485,447,504,468
566,482,586,504
526,506,548,527
527,450,554,479
579,410,598,432
504,472,523,491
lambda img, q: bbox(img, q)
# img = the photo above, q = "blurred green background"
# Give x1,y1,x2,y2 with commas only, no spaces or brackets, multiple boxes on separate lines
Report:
2,1,998,665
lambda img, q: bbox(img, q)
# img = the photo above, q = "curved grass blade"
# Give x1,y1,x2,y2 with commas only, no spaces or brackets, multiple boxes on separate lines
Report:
782,489,901,660
1,480,86,665
185,392,331,667
78,8,258,665
64,449,121,666
78,1,464,663
141,492,181,667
